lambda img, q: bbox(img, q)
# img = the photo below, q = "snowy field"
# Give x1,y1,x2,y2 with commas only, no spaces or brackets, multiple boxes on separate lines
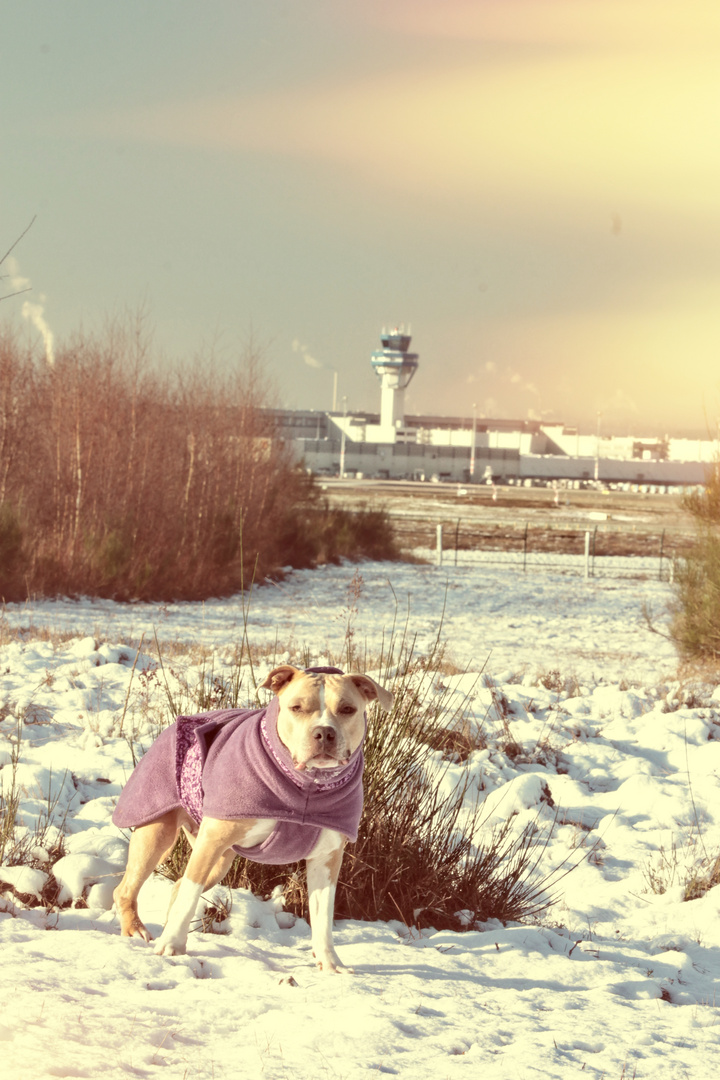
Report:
1,558,720,1079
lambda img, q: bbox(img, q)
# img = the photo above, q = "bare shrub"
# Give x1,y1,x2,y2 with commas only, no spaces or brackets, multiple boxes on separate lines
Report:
643,836,720,902
0,316,398,602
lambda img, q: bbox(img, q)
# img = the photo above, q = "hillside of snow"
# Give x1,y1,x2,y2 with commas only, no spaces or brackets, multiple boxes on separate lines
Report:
1,559,719,1079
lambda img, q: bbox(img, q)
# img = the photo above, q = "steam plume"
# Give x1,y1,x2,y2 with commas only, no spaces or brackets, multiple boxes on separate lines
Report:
22,298,55,367
6,256,55,366
292,338,323,369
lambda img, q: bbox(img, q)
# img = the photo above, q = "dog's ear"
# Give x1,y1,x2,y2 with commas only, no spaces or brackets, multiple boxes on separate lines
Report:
262,665,303,694
347,674,394,713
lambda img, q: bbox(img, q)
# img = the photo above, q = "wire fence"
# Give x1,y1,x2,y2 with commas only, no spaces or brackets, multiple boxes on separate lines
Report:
402,520,694,581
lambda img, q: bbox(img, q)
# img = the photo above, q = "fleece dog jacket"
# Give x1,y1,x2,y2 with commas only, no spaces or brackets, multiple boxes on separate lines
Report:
112,683,365,865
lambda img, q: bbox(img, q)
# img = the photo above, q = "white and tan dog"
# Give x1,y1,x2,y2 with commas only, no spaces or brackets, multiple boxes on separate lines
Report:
113,665,393,972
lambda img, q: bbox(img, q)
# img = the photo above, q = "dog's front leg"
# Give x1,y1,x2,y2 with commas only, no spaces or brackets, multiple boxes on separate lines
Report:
305,836,350,974
154,817,240,957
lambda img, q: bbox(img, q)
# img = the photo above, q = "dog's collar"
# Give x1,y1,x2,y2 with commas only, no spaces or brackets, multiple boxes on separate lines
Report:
303,665,345,676
260,697,364,794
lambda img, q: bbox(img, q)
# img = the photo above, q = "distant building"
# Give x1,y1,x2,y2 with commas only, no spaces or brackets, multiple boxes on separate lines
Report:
261,330,717,488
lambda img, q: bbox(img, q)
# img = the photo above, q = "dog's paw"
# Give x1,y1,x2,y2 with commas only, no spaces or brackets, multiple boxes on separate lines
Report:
154,934,187,957
314,951,354,975
124,917,153,943
113,898,153,941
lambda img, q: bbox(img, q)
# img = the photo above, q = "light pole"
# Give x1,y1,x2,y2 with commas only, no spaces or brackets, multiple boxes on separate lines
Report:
469,403,477,480
594,411,601,483
339,395,348,478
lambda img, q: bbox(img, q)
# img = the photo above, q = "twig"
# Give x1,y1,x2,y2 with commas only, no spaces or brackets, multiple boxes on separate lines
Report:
0,216,37,271
117,633,146,735
685,720,709,861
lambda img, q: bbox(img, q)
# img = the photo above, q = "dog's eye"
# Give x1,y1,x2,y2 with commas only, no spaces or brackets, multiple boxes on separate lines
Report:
289,704,304,714
338,704,357,715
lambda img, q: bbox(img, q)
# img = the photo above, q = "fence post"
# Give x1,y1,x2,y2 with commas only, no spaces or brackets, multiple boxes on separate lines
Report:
523,522,528,572
658,529,665,581
436,523,443,567
454,518,460,567
584,530,590,580
592,525,597,577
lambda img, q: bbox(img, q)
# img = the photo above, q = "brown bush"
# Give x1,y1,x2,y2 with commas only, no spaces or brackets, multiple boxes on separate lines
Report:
670,462,720,660
0,317,396,601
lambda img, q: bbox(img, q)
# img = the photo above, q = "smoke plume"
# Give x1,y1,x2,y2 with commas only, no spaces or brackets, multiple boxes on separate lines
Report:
22,299,55,367
292,338,323,369
6,256,55,366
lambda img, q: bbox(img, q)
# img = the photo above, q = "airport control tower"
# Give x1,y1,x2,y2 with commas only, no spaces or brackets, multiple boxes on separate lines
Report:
371,326,419,435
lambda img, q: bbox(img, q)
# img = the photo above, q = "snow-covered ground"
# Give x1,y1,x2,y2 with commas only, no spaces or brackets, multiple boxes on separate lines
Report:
1,558,719,1079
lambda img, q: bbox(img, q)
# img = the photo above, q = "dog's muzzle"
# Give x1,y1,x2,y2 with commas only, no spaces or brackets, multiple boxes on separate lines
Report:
312,725,338,754
292,725,350,770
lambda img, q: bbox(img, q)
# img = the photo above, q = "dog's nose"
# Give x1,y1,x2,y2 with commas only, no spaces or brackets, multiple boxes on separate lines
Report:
311,726,337,753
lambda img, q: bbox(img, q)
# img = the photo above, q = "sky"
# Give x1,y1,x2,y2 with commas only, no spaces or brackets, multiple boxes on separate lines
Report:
3,0,720,436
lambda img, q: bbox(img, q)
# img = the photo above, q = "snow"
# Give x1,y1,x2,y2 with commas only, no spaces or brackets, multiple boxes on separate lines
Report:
1,558,719,1079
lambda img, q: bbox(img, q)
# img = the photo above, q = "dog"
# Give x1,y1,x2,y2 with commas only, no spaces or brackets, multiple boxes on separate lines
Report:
112,664,393,973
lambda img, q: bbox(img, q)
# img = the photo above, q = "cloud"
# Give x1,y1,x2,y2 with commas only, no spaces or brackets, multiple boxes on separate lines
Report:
360,0,720,50
87,36,720,232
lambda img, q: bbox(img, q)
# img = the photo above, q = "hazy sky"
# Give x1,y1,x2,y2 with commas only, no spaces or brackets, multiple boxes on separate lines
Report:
3,0,720,435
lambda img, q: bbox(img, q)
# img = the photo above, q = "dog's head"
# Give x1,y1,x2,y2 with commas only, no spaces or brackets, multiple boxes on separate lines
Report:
261,665,393,771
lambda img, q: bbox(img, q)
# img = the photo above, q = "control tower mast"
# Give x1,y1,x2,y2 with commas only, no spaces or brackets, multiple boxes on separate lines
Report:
370,326,419,435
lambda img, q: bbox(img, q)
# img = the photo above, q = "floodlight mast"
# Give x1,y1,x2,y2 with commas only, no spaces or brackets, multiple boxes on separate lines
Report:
370,325,419,433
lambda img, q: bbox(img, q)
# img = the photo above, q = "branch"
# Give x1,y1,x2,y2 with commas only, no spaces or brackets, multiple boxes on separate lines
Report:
0,215,37,271
0,286,32,302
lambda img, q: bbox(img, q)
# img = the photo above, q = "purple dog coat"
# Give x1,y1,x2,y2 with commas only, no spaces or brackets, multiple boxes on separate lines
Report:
112,671,365,866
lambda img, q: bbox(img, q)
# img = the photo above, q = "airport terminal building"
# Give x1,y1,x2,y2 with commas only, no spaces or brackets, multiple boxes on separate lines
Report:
262,330,716,489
